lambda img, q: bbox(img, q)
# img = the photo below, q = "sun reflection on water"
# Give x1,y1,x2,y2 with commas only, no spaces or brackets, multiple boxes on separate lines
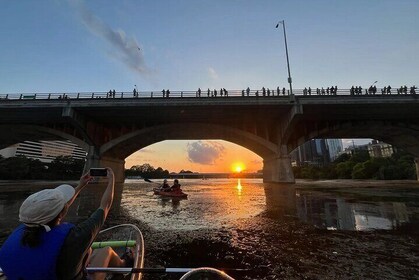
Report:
236,179,242,197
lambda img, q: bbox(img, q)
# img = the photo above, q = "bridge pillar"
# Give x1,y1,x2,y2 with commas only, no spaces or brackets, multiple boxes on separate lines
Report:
415,157,419,181
263,152,295,183
84,146,125,183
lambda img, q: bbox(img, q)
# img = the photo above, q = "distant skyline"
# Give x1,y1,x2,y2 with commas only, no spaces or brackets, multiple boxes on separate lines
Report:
1,1,417,172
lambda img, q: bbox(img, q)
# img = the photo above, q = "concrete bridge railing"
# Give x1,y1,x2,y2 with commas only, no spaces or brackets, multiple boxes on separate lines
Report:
0,86,417,100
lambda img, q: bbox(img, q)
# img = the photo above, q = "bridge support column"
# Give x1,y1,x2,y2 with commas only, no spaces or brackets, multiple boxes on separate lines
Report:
263,153,295,183
84,146,125,183
415,157,419,181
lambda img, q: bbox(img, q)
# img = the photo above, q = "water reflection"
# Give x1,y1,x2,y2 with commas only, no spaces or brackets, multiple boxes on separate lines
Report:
0,180,418,234
263,183,417,231
236,179,242,197
158,197,186,210
295,191,412,231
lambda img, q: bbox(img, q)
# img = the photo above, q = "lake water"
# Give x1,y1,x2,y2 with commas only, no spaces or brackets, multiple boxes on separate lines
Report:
1,179,418,234
1,179,419,279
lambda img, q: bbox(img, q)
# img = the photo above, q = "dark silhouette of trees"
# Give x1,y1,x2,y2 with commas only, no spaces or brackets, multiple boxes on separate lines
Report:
0,155,84,180
293,150,416,180
125,163,169,179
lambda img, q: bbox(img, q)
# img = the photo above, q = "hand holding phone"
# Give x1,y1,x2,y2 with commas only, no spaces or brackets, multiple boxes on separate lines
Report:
89,168,108,177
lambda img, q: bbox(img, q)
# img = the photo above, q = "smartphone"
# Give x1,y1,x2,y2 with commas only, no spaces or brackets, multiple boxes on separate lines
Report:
90,168,108,177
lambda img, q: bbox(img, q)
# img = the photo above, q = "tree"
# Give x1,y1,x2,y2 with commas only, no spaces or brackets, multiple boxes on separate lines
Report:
336,161,355,179
350,150,370,163
48,156,84,180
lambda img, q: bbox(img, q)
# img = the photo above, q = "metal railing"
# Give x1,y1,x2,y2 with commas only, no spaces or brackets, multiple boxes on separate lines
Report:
0,87,416,101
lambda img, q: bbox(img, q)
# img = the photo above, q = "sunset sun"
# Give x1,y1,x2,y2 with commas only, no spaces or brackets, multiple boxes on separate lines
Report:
232,162,246,173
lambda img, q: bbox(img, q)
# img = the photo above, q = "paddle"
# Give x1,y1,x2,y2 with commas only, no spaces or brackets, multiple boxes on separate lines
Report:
0,267,248,274
85,267,248,274
144,178,161,185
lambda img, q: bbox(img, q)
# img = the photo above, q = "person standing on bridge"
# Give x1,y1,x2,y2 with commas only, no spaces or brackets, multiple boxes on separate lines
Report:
0,168,133,280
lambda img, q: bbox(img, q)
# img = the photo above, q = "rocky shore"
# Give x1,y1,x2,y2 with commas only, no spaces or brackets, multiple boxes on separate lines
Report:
106,206,419,280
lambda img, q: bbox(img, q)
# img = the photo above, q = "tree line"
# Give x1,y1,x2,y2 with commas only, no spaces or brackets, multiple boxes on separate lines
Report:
1,152,416,181
293,150,417,180
0,155,85,180
125,163,170,179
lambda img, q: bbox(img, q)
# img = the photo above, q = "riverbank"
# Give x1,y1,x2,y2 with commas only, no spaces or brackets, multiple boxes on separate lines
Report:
106,206,419,280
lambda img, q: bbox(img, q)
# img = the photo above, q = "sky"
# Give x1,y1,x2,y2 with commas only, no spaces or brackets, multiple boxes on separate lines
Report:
1,1,418,172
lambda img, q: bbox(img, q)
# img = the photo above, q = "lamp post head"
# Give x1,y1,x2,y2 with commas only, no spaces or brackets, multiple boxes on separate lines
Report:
275,20,284,28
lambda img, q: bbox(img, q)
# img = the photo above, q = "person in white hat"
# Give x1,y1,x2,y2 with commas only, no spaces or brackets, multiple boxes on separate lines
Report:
0,167,131,280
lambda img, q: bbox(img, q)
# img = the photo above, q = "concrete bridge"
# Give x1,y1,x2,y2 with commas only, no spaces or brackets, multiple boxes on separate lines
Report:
0,89,418,183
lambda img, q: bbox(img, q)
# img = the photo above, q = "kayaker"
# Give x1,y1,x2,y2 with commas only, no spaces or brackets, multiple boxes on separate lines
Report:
160,179,171,192
0,167,132,280
170,179,181,192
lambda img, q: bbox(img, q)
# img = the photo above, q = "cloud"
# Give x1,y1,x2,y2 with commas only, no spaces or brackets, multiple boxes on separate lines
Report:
208,67,218,80
70,0,151,75
138,148,154,154
187,141,225,165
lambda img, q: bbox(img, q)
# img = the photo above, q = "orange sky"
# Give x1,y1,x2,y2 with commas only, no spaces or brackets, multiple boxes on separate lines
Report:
125,140,262,173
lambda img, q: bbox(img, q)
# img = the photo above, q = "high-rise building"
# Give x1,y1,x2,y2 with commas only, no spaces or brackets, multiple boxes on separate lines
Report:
367,140,395,158
0,140,86,163
291,139,343,167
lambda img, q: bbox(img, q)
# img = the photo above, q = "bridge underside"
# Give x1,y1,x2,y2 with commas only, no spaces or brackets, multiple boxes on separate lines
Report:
2,95,419,183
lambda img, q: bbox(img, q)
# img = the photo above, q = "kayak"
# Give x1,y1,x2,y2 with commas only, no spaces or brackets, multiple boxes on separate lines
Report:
153,188,188,198
88,224,145,280
0,224,145,280
179,267,235,280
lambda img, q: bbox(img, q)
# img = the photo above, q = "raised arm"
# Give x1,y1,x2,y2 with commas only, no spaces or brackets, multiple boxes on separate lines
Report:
99,167,115,219
67,172,93,207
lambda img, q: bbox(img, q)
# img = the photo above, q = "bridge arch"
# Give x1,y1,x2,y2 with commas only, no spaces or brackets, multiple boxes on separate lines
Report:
85,123,280,183
287,120,419,157
100,123,278,160
0,124,89,151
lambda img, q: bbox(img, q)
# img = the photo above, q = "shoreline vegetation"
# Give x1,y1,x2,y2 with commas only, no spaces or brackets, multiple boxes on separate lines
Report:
0,150,416,181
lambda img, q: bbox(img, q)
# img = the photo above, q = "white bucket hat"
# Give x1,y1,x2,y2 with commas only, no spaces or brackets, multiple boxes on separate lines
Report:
19,184,75,231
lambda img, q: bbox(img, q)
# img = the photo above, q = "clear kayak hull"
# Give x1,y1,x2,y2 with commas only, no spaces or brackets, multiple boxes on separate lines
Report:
179,267,235,280
91,224,145,280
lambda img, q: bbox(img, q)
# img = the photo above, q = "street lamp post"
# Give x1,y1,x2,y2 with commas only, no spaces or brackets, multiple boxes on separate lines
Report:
276,20,293,95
